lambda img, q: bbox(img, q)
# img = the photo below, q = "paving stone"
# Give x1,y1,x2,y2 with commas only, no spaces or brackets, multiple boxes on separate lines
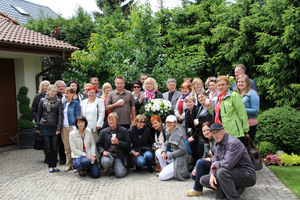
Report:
0,146,298,200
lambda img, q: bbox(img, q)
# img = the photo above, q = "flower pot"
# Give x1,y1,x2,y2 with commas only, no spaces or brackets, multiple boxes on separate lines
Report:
18,128,35,149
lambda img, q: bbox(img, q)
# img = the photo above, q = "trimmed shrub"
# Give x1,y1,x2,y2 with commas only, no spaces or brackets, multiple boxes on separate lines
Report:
256,106,300,154
259,141,276,157
17,86,35,130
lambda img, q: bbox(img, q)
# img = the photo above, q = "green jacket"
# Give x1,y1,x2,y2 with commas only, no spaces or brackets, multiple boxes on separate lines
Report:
212,89,249,138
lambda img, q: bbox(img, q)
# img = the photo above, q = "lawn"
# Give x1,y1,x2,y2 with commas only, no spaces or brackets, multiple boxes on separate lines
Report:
268,166,300,198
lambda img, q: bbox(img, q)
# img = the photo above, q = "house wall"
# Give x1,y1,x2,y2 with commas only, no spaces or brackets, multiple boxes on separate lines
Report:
0,52,42,119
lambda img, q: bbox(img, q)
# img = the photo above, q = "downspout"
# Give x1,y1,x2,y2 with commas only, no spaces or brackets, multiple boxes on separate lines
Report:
35,51,65,93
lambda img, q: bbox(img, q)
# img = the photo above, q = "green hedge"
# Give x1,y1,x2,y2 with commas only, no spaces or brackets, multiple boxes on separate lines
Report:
256,106,300,154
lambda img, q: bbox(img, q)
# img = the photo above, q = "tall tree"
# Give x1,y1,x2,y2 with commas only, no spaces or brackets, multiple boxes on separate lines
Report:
96,0,136,16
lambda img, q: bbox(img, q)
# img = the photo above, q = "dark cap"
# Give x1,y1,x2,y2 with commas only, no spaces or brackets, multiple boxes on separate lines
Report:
210,123,224,131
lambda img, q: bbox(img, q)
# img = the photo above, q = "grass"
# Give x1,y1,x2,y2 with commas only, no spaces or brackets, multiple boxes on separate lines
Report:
268,166,300,198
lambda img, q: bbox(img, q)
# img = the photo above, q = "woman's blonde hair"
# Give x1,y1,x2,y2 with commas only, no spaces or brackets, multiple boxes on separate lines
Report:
236,74,251,96
133,114,147,126
101,82,113,99
47,85,57,92
191,78,204,94
216,76,230,85
107,112,119,121
143,77,158,91
184,95,196,103
38,80,51,94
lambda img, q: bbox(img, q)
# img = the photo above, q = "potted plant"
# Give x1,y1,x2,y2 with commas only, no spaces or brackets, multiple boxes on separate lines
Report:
17,86,35,148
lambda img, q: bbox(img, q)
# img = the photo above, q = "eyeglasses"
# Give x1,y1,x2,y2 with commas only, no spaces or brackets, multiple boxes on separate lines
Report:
211,130,222,135
133,86,141,88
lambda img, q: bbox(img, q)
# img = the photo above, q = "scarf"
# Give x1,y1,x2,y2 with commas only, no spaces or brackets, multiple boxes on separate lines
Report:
144,89,155,101
214,90,228,124
181,92,190,99
45,94,57,112
132,126,146,135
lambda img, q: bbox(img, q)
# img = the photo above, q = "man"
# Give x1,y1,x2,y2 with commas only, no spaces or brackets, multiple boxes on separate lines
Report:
162,78,182,114
90,77,103,97
96,112,131,178
231,64,258,91
106,76,136,129
54,80,66,165
54,80,66,100
140,73,148,86
200,123,256,200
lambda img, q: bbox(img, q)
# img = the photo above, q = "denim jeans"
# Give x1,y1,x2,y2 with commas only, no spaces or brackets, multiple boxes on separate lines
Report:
81,157,100,178
136,151,153,169
43,135,59,168
191,159,212,191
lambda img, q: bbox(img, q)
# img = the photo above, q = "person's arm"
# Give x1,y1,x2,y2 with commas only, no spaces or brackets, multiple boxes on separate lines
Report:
214,140,244,170
96,129,106,155
96,98,105,128
75,101,81,118
246,90,259,116
88,131,96,157
232,92,249,133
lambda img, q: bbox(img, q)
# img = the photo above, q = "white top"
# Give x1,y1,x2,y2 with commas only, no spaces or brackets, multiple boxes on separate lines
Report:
85,101,97,129
63,102,70,127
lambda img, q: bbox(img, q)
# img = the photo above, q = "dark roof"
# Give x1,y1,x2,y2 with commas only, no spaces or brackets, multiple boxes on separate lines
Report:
0,12,79,56
0,0,58,25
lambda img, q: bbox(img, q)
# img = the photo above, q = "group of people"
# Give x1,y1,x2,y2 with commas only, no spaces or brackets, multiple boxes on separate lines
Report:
31,64,260,199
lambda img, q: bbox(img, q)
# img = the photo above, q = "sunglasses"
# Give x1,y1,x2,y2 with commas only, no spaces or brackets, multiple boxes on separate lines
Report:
210,78,217,82
138,121,146,123
133,86,141,88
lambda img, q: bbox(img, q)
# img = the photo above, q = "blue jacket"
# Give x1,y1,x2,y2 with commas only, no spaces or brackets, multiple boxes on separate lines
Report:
242,89,259,119
63,99,81,127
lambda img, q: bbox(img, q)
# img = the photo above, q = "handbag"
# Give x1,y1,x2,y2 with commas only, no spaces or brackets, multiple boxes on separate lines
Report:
244,136,263,170
184,136,193,154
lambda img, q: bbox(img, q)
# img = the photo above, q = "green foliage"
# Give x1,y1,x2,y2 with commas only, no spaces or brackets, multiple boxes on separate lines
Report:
279,153,300,166
17,87,35,130
258,141,276,157
256,106,300,154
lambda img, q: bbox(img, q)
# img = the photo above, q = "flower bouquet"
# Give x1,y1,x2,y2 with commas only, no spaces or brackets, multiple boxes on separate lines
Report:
140,99,172,123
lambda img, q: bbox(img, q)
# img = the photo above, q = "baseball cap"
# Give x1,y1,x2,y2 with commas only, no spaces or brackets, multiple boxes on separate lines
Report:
210,123,224,131
165,115,177,123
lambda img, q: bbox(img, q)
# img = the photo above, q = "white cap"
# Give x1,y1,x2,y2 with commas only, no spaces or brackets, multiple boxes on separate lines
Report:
165,115,177,123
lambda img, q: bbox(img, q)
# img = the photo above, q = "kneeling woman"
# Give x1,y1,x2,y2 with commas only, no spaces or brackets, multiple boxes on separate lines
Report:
129,115,154,172
69,116,100,178
158,115,190,181
185,122,216,196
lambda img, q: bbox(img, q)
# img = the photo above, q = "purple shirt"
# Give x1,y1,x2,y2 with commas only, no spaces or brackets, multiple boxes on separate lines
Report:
213,133,256,180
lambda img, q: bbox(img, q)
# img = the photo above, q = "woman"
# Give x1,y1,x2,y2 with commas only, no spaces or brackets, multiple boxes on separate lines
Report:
158,115,190,181
138,77,163,106
36,85,63,173
184,95,201,165
212,76,249,141
31,80,50,154
96,112,131,178
61,87,81,171
80,86,105,146
82,83,92,100
191,78,204,106
151,115,167,172
185,122,216,196
132,80,143,114
174,82,191,133
100,82,113,122
66,80,83,102
236,74,260,141
207,77,219,101
129,115,154,172
69,116,100,178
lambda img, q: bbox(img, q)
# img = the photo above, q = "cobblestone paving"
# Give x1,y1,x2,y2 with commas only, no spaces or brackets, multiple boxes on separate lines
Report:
0,146,298,200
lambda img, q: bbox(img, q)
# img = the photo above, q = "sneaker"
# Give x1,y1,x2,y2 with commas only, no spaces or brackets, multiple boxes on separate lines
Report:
185,189,203,196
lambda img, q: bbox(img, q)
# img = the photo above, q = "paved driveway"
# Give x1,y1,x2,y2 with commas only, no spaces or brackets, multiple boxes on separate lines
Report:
0,146,298,200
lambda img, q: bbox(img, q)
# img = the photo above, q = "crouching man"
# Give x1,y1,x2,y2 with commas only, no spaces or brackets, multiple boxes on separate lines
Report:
200,123,256,200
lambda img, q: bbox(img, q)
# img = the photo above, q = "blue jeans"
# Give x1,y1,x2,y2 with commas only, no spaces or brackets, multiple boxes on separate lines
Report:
43,135,59,168
191,159,212,191
81,157,100,178
136,151,153,169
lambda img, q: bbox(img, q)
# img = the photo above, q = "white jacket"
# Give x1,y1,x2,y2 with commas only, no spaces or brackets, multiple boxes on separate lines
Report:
80,97,105,130
69,128,96,158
